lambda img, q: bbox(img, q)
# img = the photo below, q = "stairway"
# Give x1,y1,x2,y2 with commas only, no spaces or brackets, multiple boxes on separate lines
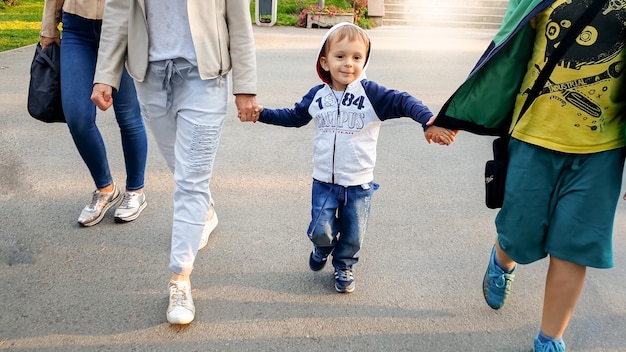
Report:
382,0,509,29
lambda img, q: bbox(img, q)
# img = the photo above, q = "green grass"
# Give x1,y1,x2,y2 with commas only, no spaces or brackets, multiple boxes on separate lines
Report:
256,0,354,26
0,0,43,51
254,0,374,29
0,0,367,52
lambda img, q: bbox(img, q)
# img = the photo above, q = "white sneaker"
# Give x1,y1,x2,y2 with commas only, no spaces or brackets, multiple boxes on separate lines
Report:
77,184,122,227
114,191,147,222
199,206,218,250
166,280,195,325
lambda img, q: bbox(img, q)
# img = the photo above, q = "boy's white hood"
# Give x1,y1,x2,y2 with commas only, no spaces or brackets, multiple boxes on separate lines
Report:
315,22,371,85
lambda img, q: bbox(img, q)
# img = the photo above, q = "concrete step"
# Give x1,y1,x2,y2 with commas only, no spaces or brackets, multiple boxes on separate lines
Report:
382,18,503,29
384,0,508,6
382,0,508,29
385,4,507,16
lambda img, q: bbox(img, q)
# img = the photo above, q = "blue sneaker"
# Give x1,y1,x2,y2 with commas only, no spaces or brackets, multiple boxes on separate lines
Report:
534,335,565,352
308,250,327,271
483,246,515,309
334,268,355,293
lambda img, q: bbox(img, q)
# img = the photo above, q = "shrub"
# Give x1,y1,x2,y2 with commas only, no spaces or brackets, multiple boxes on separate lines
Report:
296,4,356,27
2,0,20,7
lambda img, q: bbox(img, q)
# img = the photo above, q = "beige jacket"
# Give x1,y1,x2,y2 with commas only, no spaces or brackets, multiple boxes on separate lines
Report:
93,0,257,96
41,0,105,38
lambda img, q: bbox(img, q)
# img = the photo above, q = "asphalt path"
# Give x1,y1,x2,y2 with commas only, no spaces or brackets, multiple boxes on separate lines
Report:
1,25,625,352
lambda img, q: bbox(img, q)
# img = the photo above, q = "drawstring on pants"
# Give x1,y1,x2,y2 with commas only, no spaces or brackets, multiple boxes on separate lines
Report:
162,59,184,95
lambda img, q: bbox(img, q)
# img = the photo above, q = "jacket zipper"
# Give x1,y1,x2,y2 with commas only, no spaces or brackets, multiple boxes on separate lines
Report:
331,89,346,184
215,11,223,76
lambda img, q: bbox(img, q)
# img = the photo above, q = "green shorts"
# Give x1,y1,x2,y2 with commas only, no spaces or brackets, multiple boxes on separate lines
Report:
495,138,624,268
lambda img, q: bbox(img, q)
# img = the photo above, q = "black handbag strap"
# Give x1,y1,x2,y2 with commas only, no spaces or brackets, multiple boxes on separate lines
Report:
36,43,60,74
515,0,607,126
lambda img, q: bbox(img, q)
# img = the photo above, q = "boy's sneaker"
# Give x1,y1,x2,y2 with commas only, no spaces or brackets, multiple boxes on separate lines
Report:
483,245,516,309
114,191,147,222
308,249,328,271
199,206,218,250
334,268,355,293
77,184,122,227
166,280,195,325
533,335,565,352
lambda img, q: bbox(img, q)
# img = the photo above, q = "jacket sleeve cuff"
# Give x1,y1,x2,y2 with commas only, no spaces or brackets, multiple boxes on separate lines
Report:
232,83,257,96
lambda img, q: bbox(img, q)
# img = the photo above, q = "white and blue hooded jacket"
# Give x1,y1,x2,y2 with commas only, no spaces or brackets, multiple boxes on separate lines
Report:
258,22,434,187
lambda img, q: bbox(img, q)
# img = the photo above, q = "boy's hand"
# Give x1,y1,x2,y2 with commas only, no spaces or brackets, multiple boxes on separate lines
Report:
424,115,458,145
424,126,458,145
254,106,264,120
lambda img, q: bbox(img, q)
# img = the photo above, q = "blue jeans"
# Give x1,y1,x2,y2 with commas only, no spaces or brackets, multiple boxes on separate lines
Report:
60,13,147,191
308,179,378,270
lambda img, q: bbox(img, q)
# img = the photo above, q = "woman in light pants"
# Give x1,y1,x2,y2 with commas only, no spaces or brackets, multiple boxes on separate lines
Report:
134,59,226,276
91,0,258,325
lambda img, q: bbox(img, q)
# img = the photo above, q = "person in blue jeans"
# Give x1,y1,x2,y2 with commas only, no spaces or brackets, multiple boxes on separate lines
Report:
40,0,148,226
244,23,456,293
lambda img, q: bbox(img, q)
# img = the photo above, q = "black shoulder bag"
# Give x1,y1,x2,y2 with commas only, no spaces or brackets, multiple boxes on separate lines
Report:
27,43,66,123
485,0,607,209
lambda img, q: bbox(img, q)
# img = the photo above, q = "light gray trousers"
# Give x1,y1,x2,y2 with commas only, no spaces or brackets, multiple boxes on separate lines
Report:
135,59,228,275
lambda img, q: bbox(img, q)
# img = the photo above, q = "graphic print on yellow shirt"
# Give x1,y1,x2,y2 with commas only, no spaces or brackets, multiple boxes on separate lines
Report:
511,0,626,154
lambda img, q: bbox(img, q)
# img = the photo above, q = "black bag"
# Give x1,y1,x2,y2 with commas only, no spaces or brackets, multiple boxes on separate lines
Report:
484,136,509,209
27,43,65,123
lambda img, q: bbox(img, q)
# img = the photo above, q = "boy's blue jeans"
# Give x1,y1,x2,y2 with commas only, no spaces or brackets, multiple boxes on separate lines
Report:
307,179,378,270
60,13,147,191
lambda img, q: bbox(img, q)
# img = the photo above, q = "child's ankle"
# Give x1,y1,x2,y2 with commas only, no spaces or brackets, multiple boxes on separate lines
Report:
493,254,515,273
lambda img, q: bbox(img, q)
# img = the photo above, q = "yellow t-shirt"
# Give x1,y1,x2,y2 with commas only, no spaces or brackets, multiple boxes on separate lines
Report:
511,0,626,153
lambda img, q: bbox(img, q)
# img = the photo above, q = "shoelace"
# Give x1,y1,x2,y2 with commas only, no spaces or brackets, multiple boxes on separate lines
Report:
311,250,327,262
335,269,353,282
87,191,100,210
87,190,111,211
538,340,564,352
118,193,137,209
170,283,187,307
488,270,514,289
